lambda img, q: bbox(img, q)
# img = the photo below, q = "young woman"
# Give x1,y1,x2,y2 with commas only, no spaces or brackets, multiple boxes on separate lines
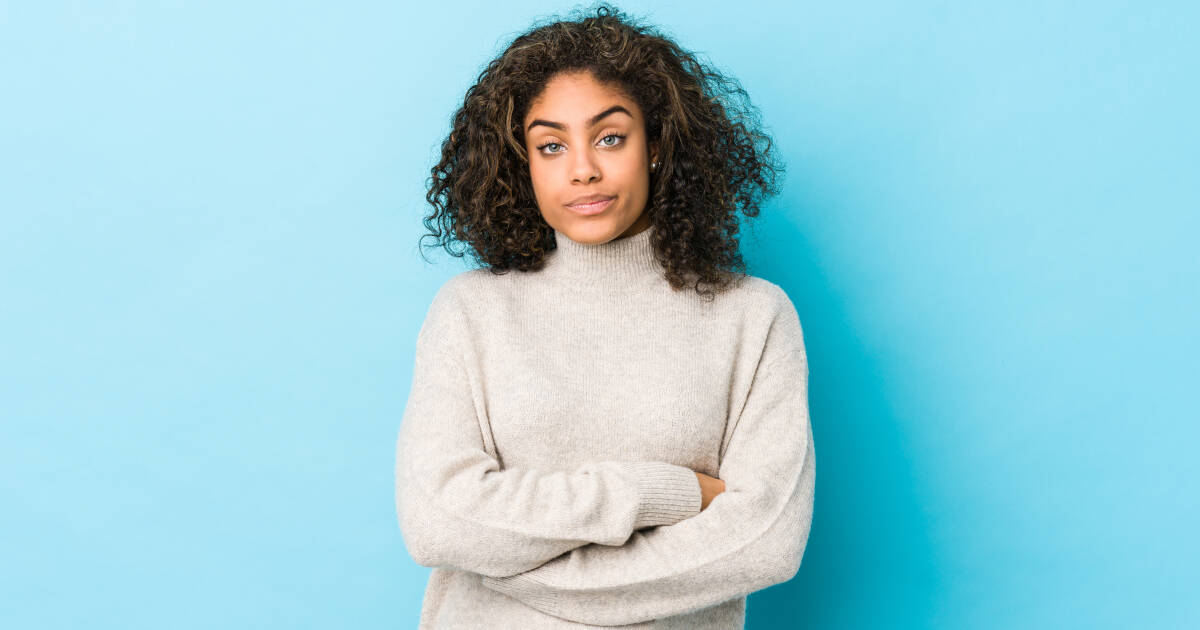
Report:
395,5,814,628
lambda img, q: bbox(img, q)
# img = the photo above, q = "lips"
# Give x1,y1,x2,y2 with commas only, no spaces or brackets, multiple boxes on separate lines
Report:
565,196,615,215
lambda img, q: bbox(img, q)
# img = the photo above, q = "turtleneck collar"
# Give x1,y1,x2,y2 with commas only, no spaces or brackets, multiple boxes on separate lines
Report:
541,226,664,289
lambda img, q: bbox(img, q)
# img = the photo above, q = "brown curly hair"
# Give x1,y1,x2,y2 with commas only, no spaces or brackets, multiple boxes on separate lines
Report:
420,2,784,300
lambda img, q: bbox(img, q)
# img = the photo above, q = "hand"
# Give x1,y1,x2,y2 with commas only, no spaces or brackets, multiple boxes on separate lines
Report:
694,471,726,511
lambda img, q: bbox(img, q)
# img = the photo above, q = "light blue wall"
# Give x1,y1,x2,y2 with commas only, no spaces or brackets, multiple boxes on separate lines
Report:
2,2,1195,628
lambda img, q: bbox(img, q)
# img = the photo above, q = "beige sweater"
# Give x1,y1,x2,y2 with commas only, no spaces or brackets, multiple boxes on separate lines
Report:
395,225,815,628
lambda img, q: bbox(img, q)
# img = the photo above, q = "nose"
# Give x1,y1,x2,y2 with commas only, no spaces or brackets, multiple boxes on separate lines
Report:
569,146,600,183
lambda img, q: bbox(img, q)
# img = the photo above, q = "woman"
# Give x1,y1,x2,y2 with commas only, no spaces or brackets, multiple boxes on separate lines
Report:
395,4,814,628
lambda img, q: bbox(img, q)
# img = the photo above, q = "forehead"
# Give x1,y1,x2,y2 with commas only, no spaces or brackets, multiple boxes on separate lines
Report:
525,71,639,123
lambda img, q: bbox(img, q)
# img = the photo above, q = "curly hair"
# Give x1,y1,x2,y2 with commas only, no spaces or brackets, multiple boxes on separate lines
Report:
420,2,784,300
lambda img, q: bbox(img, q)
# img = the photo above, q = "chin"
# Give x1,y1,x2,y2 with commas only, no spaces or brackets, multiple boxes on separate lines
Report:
560,218,624,243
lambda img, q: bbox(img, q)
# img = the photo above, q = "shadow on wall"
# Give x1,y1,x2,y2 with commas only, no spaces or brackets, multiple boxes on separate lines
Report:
740,209,939,629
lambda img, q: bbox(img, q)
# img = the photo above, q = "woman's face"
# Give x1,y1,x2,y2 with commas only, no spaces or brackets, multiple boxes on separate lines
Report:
523,71,657,244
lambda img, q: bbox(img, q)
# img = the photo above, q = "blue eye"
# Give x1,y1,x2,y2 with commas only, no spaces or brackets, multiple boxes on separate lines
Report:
536,134,625,155
600,133,626,146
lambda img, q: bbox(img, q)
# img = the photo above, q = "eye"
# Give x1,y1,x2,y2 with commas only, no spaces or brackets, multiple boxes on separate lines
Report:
599,133,626,147
536,133,625,156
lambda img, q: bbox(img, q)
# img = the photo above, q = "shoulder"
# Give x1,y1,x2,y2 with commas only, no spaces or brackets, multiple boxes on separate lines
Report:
422,267,513,327
414,269,501,357
420,270,479,332
723,274,801,327
428,267,496,302
724,274,806,366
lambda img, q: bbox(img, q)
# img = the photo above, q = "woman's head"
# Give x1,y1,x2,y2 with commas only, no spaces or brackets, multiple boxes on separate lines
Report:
524,69,657,244
422,2,783,298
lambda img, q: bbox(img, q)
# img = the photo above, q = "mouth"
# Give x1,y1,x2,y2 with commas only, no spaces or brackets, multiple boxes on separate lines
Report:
565,196,615,215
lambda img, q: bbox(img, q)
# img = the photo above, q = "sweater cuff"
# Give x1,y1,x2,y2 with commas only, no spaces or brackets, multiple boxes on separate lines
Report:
480,572,561,614
621,461,703,529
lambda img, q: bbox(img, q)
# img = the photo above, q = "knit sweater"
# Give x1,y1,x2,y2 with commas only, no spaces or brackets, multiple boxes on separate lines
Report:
394,225,815,629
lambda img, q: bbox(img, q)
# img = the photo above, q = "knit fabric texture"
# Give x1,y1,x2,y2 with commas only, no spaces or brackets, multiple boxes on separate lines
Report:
395,225,815,628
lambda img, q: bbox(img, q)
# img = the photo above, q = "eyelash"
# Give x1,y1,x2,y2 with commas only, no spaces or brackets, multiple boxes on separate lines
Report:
536,133,626,155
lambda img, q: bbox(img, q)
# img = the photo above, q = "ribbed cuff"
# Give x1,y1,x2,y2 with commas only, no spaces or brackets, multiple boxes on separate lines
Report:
480,572,561,615
620,461,703,529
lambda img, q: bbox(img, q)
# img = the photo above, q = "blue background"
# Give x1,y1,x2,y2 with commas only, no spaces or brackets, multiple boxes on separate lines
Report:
2,1,1196,628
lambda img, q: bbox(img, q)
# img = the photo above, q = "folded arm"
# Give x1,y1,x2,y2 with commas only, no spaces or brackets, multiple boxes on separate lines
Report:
481,290,815,625
395,281,703,578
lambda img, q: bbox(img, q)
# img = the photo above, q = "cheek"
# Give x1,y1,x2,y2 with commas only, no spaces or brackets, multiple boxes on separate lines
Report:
615,152,648,177
527,163,561,207
527,161,549,190
616,161,649,190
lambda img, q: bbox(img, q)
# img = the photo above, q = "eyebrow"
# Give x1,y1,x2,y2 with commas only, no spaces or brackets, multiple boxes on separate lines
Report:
526,105,632,133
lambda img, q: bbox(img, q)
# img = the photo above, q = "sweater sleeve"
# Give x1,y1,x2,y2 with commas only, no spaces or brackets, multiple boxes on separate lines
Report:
479,292,815,625
394,280,704,579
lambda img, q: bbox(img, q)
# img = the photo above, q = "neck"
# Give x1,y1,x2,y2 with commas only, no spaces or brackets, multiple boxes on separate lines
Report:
540,226,663,290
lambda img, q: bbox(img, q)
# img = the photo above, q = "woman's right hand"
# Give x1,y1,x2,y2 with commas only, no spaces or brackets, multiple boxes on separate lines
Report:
694,471,726,511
